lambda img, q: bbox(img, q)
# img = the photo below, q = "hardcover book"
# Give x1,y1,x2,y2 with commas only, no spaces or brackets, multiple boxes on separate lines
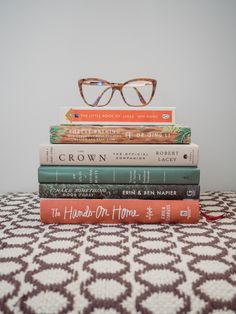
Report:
60,107,175,125
39,143,199,166
40,199,200,224
50,125,191,144
39,184,200,199
38,166,200,184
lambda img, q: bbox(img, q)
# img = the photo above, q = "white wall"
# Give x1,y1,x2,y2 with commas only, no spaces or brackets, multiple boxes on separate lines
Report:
0,0,236,193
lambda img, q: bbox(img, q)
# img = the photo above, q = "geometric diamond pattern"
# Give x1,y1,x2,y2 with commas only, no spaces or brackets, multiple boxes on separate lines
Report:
0,192,236,313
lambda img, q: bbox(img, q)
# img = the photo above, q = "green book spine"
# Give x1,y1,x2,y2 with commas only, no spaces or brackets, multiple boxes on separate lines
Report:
38,166,200,185
50,125,191,144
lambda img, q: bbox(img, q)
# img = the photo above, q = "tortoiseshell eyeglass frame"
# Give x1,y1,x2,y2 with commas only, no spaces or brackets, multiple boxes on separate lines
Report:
78,78,157,107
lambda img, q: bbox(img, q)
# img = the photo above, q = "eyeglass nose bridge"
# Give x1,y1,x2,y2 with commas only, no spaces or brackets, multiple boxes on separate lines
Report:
110,82,123,91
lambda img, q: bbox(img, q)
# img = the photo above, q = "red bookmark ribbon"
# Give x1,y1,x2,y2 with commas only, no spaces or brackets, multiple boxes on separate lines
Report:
201,211,227,221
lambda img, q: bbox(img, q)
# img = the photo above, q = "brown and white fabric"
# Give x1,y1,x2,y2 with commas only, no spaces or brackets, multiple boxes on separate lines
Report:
0,192,236,314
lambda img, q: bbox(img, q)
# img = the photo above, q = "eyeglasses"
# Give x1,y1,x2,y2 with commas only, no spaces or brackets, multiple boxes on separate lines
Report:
78,78,157,107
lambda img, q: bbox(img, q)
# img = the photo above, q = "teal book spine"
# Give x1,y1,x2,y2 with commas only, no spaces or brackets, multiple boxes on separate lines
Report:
38,166,200,185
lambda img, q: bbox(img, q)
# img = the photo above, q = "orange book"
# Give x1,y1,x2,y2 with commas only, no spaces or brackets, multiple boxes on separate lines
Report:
60,107,175,125
40,199,200,224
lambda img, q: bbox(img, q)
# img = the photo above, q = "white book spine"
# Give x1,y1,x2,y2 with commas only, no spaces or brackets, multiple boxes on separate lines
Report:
40,144,199,166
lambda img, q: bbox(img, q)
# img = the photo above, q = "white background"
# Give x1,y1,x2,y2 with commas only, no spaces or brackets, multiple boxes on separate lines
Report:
0,0,236,193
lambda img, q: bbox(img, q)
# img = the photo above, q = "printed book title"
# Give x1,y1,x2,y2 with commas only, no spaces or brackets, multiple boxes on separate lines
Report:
51,205,155,221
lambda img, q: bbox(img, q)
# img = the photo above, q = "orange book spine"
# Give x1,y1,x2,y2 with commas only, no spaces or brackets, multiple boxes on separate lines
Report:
40,199,200,224
61,107,175,125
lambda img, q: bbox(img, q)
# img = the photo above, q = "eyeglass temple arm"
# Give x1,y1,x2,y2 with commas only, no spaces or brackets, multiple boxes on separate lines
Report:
93,86,146,106
132,87,147,105
93,86,112,106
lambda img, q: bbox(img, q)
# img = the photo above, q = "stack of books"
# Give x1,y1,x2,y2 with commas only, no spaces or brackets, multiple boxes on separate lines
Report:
38,106,200,224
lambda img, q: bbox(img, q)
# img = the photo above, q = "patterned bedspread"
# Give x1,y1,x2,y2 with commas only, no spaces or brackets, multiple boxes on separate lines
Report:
0,192,235,314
